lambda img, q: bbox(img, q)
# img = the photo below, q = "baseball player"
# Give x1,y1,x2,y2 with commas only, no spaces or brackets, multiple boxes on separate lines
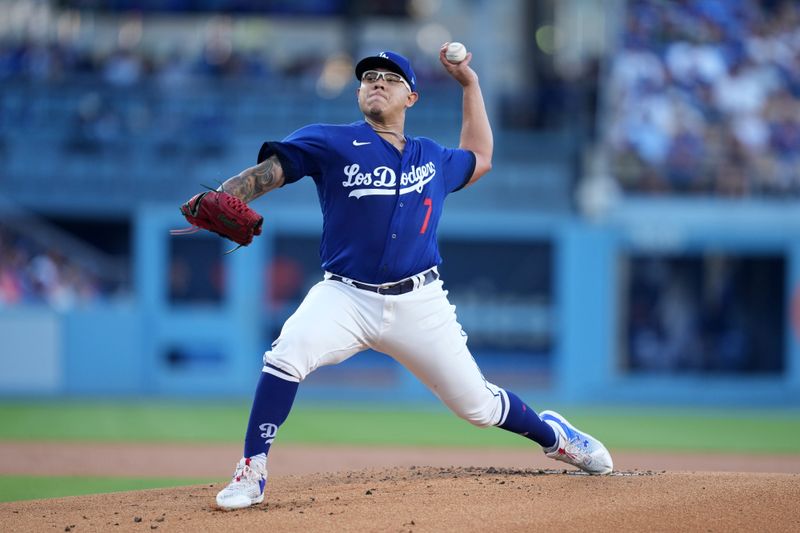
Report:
191,44,612,510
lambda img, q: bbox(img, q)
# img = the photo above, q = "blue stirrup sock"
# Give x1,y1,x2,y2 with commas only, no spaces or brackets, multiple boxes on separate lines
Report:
498,390,557,449
243,370,299,459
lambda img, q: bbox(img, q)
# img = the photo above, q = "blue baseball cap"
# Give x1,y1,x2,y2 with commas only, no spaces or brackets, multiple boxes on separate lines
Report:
355,51,417,92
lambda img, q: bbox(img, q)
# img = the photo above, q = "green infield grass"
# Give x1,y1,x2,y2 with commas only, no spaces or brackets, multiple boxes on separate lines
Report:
0,401,798,454
1,401,798,502
0,476,215,503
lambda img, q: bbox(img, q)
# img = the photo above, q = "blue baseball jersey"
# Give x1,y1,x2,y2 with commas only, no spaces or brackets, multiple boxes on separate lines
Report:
260,121,475,284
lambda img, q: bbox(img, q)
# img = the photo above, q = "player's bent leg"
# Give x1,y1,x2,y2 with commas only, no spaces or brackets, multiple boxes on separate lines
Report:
216,371,297,510
377,280,612,474
378,281,511,428
264,280,372,381
217,281,370,510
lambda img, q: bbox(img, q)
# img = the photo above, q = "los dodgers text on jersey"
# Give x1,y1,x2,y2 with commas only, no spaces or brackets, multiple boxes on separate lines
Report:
342,161,436,198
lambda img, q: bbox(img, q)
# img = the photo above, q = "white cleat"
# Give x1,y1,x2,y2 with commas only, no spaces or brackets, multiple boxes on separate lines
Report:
540,410,613,475
216,454,268,510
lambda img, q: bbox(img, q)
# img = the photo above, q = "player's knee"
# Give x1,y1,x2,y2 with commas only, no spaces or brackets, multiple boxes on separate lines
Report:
263,337,310,381
452,402,498,428
444,384,505,428
462,411,496,428
263,351,305,381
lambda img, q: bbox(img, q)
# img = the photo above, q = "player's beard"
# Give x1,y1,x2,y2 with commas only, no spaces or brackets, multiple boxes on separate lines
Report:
359,88,391,118
359,98,386,121
364,105,384,119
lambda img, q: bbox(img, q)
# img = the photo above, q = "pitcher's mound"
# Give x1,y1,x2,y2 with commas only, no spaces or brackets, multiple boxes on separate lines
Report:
2,466,798,532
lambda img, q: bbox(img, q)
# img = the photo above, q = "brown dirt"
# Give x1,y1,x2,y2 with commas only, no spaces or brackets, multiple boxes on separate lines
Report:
1,443,799,532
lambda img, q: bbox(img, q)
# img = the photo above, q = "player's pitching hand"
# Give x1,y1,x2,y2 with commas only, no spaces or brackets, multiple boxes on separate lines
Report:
439,42,478,87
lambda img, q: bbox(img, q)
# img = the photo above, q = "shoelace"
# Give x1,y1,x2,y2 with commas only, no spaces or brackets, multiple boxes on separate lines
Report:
232,458,263,483
559,435,593,463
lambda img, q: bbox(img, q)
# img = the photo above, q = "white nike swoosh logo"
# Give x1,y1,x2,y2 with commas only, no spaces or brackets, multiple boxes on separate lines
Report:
352,140,371,146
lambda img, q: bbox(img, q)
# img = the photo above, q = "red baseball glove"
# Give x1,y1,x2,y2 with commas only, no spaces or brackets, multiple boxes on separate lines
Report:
174,190,263,247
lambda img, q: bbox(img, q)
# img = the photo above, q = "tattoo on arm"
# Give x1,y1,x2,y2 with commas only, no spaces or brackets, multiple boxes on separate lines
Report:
219,155,285,203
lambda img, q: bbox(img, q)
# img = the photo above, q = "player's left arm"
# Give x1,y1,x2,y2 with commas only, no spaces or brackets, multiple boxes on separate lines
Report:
438,44,493,187
218,154,286,204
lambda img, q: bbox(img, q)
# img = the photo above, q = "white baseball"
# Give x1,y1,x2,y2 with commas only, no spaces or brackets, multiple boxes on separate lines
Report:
445,42,467,64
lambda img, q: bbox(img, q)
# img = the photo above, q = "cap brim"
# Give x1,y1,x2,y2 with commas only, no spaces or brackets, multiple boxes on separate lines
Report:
355,57,412,88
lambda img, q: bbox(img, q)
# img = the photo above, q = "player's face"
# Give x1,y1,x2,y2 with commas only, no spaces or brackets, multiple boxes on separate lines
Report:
357,68,418,119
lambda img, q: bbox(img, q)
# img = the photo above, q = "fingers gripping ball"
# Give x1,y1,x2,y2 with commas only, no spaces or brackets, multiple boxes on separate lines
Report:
179,191,263,246
445,42,467,64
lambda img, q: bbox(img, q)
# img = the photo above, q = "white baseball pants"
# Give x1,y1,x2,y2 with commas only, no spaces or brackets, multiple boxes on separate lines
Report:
263,274,510,428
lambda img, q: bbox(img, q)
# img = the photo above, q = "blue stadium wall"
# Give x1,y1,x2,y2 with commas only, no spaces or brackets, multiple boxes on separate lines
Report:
2,199,799,407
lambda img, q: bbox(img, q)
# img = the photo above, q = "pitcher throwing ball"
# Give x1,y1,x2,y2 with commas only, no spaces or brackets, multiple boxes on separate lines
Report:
178,44,613,510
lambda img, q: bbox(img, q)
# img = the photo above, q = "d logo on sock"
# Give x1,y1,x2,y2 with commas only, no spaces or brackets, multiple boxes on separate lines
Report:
259,423,278,444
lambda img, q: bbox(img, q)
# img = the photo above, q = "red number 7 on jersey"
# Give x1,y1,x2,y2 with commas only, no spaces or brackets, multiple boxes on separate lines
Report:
419,198,432,234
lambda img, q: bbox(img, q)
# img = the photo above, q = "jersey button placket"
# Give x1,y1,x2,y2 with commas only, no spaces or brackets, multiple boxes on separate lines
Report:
380,170,403,272
380,151,412,279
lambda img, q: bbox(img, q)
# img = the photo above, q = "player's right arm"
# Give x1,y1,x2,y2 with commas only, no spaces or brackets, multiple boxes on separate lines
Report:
438,44,493,187
218,154,286,204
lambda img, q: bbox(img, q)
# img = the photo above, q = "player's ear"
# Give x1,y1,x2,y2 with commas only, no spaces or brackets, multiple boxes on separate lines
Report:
405,91,419,108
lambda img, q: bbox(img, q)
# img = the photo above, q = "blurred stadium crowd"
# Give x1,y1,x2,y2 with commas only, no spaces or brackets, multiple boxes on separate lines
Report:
0,23,454,87
0,37,319,85
0,4,466,310
608,0,800,196
0,1,794,381
1,0,797,338
0,226,122,309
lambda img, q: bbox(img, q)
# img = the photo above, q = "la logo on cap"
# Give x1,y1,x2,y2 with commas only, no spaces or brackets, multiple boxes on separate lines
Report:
379,52,388,58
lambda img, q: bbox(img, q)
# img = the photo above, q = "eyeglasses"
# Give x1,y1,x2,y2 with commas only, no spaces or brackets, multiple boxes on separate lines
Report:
361,70,411,92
